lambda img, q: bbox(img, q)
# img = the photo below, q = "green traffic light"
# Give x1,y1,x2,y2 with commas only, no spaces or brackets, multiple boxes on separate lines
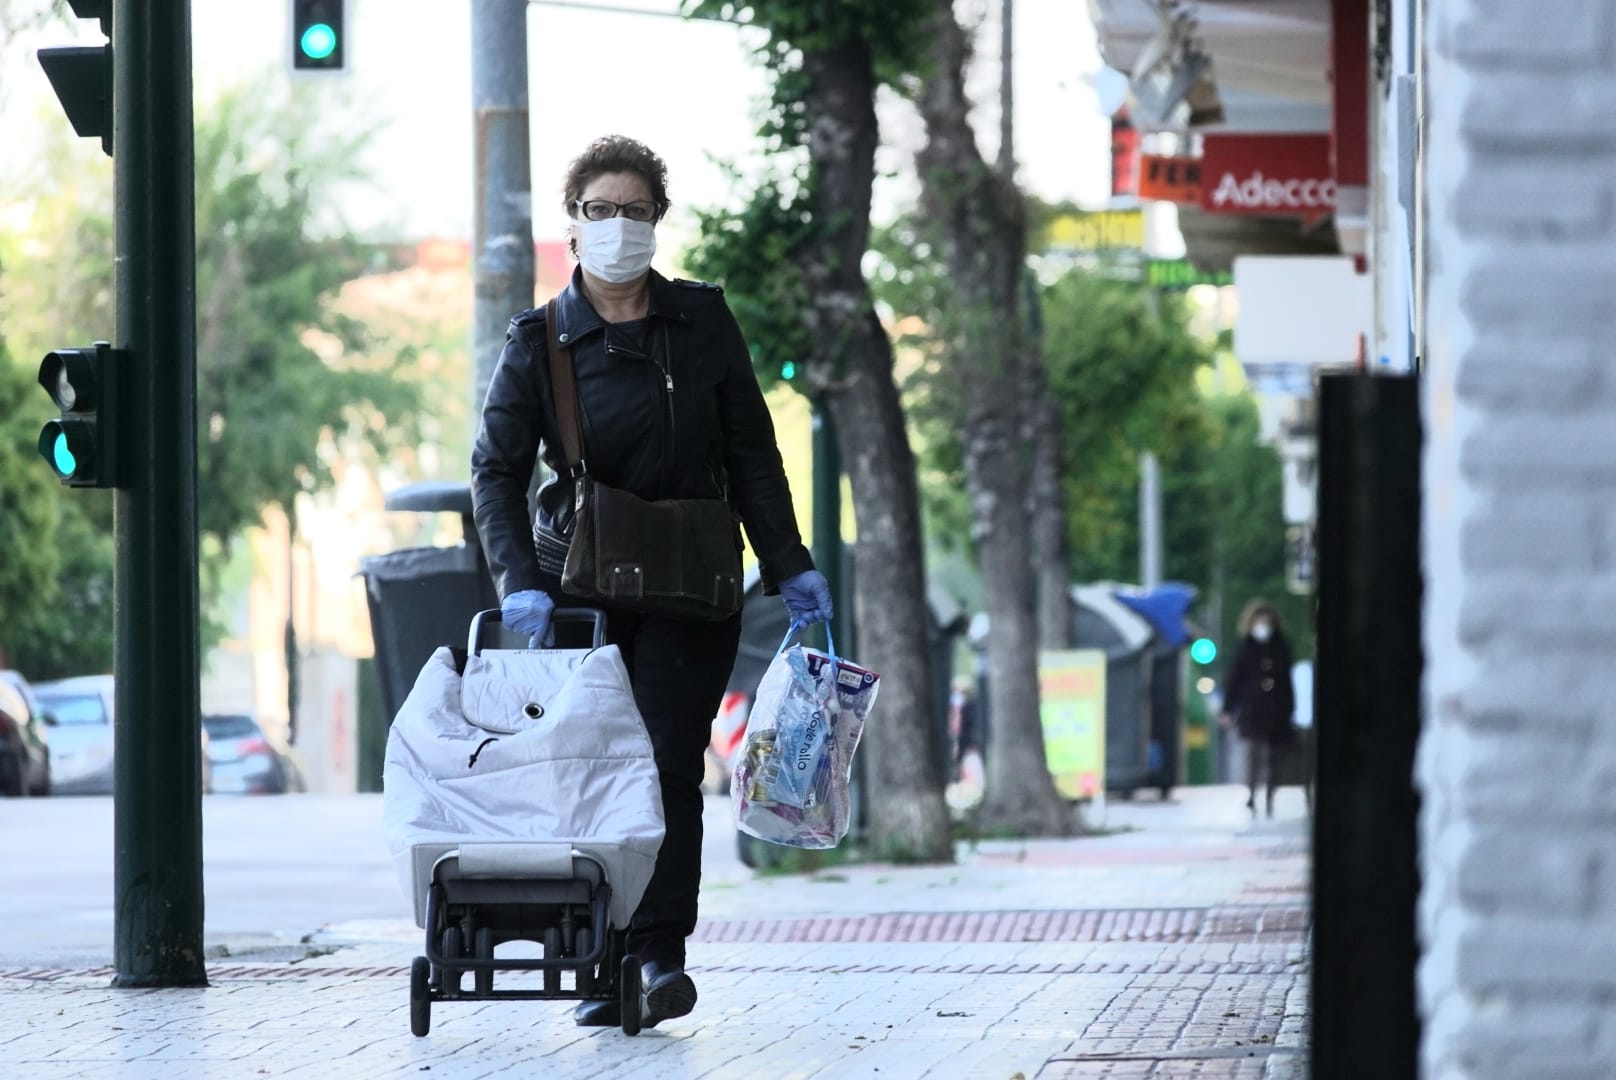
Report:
300,22,337,60
1190,637,1217,665
780,360,797,380
51,430,77,477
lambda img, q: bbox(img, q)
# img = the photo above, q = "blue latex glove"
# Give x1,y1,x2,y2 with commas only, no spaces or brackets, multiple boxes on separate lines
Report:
501,589,555,647
780,570,833,628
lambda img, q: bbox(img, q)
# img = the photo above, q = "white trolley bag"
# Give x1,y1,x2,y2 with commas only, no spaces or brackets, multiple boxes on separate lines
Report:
382,608,665,1037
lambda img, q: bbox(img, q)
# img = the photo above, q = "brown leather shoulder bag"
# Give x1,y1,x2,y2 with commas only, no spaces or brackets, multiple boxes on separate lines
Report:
545,298,744,621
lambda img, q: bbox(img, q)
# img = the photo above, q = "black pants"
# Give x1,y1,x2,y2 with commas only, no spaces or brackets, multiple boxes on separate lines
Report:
603,606,742,969
1245,735,1313,813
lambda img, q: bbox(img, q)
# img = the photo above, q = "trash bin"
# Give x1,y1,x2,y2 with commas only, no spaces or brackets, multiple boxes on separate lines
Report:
1113,583,1198,800
358,482,500,728
1069,584,1154,797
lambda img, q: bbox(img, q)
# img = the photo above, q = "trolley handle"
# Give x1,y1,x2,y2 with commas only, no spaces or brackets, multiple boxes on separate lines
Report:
468,607,607,655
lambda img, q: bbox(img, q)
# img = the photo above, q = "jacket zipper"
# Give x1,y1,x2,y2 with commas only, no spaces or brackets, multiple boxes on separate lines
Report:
605,328,677,492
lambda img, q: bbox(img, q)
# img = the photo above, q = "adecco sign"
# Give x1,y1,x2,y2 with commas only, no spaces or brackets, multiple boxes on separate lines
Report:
1199,134,1335,219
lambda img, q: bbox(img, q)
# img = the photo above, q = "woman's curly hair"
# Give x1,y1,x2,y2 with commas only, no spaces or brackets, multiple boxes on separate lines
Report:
1238,598,1285,637
561,135,670,220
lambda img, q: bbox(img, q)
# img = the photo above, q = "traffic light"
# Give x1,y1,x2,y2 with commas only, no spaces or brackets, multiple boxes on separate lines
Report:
1190,637,1218,665
37,342,123,489
37,0,112,155
780,360,798,381
291,0,346,72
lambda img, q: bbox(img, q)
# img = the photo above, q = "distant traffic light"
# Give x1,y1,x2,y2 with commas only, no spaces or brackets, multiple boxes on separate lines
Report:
37,343,122,488
1190,637,1218,665
291,0,346,72
780,360,798,381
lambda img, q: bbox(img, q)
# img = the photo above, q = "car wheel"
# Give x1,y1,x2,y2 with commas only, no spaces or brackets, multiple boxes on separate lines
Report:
0,754,22,798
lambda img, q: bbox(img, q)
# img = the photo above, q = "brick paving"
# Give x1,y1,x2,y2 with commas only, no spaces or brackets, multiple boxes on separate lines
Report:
0,787,1311,1078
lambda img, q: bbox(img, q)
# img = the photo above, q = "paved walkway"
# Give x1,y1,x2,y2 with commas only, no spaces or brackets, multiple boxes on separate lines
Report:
1,786,1311,1079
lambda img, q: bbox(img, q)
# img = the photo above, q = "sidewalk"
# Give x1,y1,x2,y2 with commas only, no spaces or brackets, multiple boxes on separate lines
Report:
1,786,1311,1079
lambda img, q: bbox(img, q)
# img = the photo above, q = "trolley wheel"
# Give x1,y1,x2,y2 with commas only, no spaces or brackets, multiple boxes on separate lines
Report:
441,926,463,994
620,953,642,1037
474,927,495,996
543,928,563,995
409,956,431,1037
574,927,595,995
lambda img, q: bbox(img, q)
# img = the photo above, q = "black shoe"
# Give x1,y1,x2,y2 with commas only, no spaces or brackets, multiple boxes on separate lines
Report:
641,961,697,1026
573,998,620,1027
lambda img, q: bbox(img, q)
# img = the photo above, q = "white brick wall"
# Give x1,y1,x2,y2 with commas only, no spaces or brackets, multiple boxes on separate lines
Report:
1419,1,1616,1077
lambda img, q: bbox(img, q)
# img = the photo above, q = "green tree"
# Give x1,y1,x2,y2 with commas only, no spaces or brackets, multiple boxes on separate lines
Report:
1037,272,1304,660
909,0,1074,837
1041,271,1212,582
684,0,953,862
0,79,419,675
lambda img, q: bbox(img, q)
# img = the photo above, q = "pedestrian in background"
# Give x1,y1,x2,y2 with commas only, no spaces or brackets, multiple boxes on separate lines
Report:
1218,599,1299,818
947,675,984,783
471,135,832,1028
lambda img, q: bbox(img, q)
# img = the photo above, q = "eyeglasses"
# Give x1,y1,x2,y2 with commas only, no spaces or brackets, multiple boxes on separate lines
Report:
574,199,661,223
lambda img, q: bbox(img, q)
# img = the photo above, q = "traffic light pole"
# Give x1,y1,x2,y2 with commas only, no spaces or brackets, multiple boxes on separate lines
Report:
810,401,847,655
111,0,206,987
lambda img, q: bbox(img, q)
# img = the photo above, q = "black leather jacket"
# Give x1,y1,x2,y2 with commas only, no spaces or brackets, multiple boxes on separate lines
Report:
471,267,813,604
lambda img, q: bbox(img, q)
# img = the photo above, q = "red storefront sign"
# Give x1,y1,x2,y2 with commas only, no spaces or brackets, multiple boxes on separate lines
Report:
1199,134,1336,219
1138,154,1202,204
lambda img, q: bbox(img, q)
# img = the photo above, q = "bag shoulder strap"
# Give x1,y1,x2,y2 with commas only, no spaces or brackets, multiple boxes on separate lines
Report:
545,297,586,471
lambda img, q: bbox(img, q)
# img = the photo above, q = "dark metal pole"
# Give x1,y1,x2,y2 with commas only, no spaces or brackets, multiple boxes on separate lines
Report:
472,0,535,415
1311,372,1421,1078
111,0,206,987
810,402,846,654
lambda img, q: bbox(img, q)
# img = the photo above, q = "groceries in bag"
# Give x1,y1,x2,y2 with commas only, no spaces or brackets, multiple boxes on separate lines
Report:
731,623,880,848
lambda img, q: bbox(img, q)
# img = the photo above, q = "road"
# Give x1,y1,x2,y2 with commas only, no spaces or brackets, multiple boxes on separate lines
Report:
0,792,755,969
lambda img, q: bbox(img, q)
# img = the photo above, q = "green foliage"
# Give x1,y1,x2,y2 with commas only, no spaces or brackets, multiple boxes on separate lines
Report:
0,332,114,678
0,79,419,676
868,215,972,548
1037,271,1306,658
685,168,816,393
191,87,420,553
686,1,931,147
1043,271,1211,575
681,0,930,388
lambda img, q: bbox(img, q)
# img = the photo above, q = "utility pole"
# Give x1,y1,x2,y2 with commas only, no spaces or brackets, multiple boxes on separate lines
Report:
472,0,535,415
1139,450,1162,590
112,0,206,987
997,0,1014,177
810,405,846,653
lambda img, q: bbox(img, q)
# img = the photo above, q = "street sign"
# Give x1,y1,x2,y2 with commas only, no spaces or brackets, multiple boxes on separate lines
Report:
1146,259,1232,290
1043,209,1144,254
1038,650,1108,800
1200,135,1336,220
1138,154,1201,205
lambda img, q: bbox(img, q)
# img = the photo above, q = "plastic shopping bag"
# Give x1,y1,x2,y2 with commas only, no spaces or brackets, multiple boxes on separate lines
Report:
731,623,880,849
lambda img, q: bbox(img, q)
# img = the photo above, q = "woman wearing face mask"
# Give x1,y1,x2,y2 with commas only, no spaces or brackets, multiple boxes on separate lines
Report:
471,135,830,1028
1218,599,1298,818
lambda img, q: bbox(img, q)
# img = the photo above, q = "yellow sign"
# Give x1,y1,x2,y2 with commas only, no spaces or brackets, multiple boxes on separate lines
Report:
1038,649,1107,799
1044,210,1144,253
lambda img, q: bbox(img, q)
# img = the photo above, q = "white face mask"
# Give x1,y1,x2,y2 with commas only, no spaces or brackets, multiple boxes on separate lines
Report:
576,217,656,283
1251,621,1273,643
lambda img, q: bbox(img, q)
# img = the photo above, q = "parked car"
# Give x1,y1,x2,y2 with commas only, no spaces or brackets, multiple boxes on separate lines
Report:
34,675,215,795
202,713,304,795
33,675,115,795
0,670,53,797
